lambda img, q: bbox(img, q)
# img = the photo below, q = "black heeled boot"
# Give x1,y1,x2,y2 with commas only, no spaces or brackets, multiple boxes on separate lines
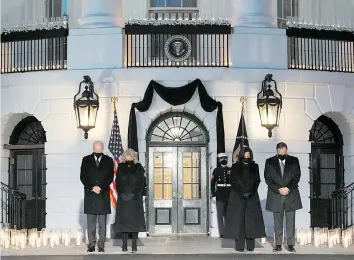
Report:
122,233,128,252
132,232,138,252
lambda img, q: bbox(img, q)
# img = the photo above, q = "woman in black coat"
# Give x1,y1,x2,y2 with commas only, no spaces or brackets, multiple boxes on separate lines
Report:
114,148,146,252
224,147,266,252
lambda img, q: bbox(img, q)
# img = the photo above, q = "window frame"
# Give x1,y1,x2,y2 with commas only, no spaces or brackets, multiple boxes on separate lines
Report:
149,0,198,10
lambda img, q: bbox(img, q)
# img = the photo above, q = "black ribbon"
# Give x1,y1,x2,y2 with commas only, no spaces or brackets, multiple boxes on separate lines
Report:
128,79,225,155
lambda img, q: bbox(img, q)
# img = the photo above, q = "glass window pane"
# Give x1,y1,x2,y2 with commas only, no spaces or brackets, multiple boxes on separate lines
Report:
283,0,292,18
192,168,199,183
151,0,166,7
277,0,283,17
183,184,192,199
166,0,182,7
192,184,200,199
154,168,163,183
183,168,192,183
183,153,192,167
154,153,163,167
320,154,335,168
154,184,163,199
164,184,172,199
163,153,173,167
191,152,199,167
182,0,197,7
164,168,172,183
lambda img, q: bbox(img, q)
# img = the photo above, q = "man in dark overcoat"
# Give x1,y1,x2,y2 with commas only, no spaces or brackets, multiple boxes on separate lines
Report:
264,142,302,252
80,141,114,252
211,153,232,238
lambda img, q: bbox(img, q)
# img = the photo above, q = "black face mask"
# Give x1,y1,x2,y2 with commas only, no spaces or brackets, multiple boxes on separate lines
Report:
94,152,103,158
220,159,228,166
278,154,287,161
243,158,251,164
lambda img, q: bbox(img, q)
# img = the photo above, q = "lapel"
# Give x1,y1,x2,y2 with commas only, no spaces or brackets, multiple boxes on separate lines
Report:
272,156,282,178
91,154,103,169
283,157,292,179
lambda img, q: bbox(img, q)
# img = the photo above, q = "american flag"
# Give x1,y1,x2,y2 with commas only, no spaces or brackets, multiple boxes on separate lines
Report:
108,108,124,208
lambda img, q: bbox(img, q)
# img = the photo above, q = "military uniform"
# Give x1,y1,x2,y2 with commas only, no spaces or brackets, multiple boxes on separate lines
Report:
211,153,231,237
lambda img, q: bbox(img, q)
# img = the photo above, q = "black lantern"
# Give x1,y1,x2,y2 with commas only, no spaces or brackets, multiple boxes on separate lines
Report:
74,75,99,139
257,74,282,138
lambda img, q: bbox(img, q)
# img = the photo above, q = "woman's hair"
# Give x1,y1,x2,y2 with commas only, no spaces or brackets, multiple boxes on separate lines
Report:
239,147,254,160
121,148,139,164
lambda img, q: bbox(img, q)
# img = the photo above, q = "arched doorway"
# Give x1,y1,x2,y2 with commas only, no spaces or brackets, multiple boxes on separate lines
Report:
309,115,344,228
5,116,47,229
146,112,210,235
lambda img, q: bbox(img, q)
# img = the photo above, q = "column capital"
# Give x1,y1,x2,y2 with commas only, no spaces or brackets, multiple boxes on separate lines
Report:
78,0,122,28
235,0,275,28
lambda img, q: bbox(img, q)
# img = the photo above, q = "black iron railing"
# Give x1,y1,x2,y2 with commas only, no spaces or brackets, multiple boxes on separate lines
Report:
124,24,231,67
332,182,354,229
1,28,68,74
1,182,26,229
287,28,354,73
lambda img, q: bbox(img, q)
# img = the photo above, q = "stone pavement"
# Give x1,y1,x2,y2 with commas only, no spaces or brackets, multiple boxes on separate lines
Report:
1,237,354,258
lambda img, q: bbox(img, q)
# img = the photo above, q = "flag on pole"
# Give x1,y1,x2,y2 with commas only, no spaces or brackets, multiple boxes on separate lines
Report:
108,101,124,208
233,97,249,157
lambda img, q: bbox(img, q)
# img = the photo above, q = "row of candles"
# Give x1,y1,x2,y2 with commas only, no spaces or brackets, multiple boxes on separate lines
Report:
0,228,94,249
295,227,354,248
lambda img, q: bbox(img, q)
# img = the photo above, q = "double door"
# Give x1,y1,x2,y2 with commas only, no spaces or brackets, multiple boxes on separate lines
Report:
148,147,208,234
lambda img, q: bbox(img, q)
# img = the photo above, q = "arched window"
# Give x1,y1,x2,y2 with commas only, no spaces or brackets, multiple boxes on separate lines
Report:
147,112,209,146
309,115,344,228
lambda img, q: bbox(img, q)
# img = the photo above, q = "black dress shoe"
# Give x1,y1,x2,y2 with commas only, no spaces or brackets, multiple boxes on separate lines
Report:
98,247,105,252
235,249,244,252
122,247,128,252
273,245,282,252
288,245,296,252
247,248,254,252
87,245,95,252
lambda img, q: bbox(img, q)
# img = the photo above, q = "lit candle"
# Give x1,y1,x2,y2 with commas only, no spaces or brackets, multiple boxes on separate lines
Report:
76,231,82,246
261,237,266,244
36,237,41,248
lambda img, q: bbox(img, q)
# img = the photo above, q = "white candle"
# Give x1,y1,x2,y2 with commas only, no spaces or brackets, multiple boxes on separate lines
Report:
5,237,10,249
260,237,266,244
36,237,41,248
43,231,48,247
76,232,82,246
20,236,26,249
50,236,55,248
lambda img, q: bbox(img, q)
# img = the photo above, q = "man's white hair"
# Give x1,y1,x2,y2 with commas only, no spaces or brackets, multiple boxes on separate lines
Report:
93,141,104,150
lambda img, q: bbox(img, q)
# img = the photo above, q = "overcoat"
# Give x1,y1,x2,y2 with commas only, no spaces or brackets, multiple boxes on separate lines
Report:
224,161,266,239
114,161,146,233
264,155,303,212
80,154,114,215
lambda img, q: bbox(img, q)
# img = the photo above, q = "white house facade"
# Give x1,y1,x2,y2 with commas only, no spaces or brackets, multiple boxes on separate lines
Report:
1,0,354,238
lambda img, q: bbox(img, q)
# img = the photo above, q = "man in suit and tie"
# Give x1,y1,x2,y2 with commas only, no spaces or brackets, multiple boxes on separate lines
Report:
264,142,302,252
80,141,114,252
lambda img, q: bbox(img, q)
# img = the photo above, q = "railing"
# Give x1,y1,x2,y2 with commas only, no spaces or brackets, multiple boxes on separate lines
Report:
286,26,354,73
124,21,231,68
1,18,68,74
1,182,26,229
332,182,354,229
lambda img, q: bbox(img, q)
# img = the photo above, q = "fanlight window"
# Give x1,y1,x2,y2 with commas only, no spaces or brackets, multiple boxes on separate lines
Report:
150,115,206,142
309,120,335,144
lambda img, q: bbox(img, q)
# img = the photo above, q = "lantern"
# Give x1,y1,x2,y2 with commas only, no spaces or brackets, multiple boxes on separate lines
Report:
74,75,99,139
257,74,282,138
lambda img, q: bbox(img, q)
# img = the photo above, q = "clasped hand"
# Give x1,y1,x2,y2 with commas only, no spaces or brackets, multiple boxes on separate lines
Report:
92,186,101,194
279,187,289,195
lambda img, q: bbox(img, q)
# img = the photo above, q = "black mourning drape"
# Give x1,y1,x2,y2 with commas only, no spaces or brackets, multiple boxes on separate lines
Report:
128,79,225,155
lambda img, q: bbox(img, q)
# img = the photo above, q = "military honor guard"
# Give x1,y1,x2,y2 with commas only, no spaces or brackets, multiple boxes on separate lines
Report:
211,153,232,238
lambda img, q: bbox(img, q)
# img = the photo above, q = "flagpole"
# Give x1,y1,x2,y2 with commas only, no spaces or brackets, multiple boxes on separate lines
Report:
240,97,247,147
111,96,118,112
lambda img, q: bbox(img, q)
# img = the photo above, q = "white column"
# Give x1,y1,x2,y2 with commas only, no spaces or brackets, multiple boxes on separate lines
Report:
78,0,121,28
237,0,275,28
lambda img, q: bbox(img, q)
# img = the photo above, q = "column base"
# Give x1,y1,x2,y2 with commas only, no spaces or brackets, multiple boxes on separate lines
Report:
78,14,119,28
231,27,288,69
67,27,123,69
238,14,274,28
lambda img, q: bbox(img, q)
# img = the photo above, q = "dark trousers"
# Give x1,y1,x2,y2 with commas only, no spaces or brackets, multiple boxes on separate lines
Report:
216,200,228,237
273,197,296,246
235,211,255,251
87,214,107,247
122,232,138,250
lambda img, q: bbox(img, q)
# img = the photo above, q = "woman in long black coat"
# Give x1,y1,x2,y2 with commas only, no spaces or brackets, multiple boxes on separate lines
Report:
114,148,146,252
224,147,266,252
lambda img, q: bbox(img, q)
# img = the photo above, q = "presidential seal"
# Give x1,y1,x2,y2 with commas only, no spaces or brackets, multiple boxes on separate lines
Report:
164,35,192,62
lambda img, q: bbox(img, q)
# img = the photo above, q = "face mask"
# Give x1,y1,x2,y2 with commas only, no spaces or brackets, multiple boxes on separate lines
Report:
243,158,251,164
220,159,228,166
278,154,287,161
94,152,103,158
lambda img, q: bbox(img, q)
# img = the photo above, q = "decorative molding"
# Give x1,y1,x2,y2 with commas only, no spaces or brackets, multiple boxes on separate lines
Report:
286,18,354,33
126,18,230,26
1,17,68,34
